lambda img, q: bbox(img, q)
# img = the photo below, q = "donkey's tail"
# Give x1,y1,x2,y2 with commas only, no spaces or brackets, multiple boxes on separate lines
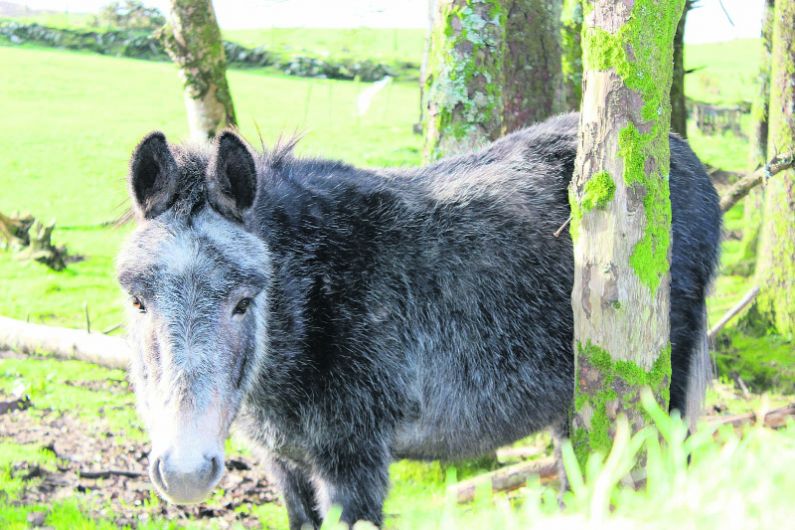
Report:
684,302,713,430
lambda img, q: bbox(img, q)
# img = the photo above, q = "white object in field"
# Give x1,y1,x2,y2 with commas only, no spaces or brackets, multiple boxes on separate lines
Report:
357,76,393,116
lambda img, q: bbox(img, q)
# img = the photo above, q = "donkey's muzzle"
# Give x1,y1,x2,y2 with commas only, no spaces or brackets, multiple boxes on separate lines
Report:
149,451,224,504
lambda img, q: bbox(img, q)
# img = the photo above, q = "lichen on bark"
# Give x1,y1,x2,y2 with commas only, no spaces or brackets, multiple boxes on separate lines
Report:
160,0,236,140
424,0,507,161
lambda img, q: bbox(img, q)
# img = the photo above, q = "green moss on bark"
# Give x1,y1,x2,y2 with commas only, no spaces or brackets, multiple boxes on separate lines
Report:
581,170,616,211
581,0,684,294
572,341,671,464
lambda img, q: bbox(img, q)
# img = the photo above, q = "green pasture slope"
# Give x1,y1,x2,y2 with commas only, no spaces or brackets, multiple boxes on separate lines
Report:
0,45,421,332
1,37,794,529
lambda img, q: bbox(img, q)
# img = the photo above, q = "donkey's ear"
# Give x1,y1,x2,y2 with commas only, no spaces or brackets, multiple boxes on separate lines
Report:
129,132,178,220
207,130,257,222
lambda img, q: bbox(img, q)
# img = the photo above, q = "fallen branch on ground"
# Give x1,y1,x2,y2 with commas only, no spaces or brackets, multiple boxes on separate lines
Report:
707,286,760,343
0,211,68,270
719,150,795,212
449,457,557,503
708,405,795,429
0,315,129,370
79,469,143,479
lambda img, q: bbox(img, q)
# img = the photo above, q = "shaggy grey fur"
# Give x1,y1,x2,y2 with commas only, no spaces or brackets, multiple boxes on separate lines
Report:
118,113,720,528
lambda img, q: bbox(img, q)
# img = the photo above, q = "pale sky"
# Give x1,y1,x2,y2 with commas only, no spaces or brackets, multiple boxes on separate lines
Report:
9,0,765,43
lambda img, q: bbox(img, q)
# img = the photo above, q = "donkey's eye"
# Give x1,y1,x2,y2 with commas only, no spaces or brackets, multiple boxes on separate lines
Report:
233,298,252,316
131,296,146,314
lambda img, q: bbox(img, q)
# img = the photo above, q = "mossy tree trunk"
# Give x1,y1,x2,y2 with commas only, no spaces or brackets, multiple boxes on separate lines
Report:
161,0,236,141
741,0,776,269
502,0,564,131
569,0,684,464
561,0,583,111
753,0,795,336
423,0,506,160
670,1,690,138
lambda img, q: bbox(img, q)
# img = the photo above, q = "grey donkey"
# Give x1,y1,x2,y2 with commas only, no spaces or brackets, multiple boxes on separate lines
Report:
117,113,721,528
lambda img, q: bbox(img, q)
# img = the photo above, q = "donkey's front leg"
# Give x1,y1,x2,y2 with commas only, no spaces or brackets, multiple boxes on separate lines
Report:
267,457,323,530
314,442,391,528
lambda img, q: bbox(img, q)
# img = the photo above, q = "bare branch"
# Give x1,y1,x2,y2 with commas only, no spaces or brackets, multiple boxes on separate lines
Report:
708,405,795,429
717,0,735,26
719,150,795,212
707,286,760,343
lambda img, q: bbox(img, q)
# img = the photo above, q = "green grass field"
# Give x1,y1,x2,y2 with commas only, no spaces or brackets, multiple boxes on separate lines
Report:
685,39,761,106
0,45,421,332
0,29,793,530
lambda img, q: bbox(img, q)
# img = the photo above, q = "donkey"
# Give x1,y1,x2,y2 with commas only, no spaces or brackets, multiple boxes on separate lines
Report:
117,113,721,528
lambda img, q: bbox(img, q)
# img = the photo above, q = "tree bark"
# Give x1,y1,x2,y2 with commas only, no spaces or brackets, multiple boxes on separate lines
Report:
161,0,236,141
423,0,506,160
561,0,583,112
502,0,564,131
750,0,776,169
753,0,795,336
569,0,684,465
741,0,776,269
670,1,689,137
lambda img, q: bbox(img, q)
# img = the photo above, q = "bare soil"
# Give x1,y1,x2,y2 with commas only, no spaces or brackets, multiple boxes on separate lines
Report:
0,352,279,529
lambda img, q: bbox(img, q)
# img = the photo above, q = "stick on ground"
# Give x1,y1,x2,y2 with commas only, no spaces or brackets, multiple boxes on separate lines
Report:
449,457,557,503
79,469,143,479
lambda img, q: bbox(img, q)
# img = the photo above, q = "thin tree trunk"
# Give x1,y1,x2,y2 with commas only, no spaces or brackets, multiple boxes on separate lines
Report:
569,0,684,464
753,0,795,336
741,0,776,268
750,0,776,168
161,0,236,141
423,0,506,160
560,0,583,112
502,0,564,131
418,0,438,133
670,1,689,138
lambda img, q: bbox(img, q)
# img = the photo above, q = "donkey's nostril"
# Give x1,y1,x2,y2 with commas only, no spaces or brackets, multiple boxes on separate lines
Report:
207,454,223,482
150,456,169,492
158,457,169,490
